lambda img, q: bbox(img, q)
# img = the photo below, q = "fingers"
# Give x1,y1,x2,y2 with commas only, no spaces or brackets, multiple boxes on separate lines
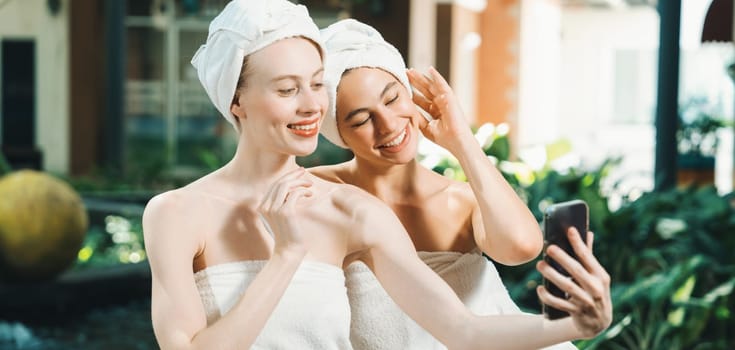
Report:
537,285,578,314
537,259,596,307
545,244,604,301
587,231,595,251
259,168,311,213
543,228,610,310
407,68,437,101
262,167,306,201
408,67,453,121
567,228,609,285
268,178,312,212
283,187,313,212
407,70,437,130
408,66,452,96
427,66,453,92
411,88,433,114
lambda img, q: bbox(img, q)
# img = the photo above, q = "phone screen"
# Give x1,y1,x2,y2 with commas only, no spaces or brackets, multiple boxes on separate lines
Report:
542,199,588,319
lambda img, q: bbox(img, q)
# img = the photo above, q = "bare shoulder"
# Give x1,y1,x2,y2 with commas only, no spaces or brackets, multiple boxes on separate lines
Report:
309,162,351,184
144,188,191,225
142,187,205,245
423,169,476,205
329,183,390,216
328,183,406,248
446,180,478,205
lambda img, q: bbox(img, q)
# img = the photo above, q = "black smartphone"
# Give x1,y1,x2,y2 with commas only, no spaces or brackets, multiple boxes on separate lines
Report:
542,199,589,320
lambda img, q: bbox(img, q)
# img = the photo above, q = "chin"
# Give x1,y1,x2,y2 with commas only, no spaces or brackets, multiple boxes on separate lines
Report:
395,140,419,163
377,147,416,165
290,142,319,157
393,152,416,164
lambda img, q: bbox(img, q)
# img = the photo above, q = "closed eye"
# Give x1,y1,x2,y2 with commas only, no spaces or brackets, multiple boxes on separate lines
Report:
278,88,298,96
352,115,372,128
386,93,399,105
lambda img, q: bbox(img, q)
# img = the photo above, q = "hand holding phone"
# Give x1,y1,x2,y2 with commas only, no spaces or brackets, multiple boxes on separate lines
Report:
542,199,589,320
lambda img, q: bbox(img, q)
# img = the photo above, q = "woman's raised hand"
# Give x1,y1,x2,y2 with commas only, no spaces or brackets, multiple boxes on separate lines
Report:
536,228,613,338
407,66,475,153
258,167,313,257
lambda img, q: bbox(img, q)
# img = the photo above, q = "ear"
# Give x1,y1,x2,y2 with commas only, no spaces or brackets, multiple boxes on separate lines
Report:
230,94,246,120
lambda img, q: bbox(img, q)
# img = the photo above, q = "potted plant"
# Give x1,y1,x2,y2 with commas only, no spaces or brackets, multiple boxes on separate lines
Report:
677,98,726,186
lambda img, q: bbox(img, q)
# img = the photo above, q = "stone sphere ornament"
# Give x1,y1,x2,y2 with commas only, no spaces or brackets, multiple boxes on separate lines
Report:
0,170,88,282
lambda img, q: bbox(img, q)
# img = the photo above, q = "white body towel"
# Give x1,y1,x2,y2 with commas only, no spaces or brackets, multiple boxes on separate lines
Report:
346,250,577,349
195,260,352,350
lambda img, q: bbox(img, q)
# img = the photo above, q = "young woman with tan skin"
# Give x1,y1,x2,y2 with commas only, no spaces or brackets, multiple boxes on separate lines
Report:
144,2,611,348
312,19,609,349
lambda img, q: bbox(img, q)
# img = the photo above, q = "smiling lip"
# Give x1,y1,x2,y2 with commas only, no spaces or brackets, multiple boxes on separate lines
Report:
287,118,320,137
375,125,410,153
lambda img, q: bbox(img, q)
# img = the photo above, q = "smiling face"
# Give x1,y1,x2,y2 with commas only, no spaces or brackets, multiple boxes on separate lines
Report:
230,37,327,157
335,67,422,165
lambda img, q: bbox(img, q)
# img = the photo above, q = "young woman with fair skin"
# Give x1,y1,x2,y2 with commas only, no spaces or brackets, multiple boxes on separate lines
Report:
145,3,611,348
311,19,610,349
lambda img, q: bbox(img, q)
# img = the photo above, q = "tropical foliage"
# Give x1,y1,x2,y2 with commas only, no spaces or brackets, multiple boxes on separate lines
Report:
418,123,735,349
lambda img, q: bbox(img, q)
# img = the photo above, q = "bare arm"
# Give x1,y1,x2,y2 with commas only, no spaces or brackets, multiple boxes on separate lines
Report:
408,67,542,265
144,170,312,349
353,196,610,349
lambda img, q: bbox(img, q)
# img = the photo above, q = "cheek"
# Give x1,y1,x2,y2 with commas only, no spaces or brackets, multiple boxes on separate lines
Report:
317,90,329,112
246,101,292,133
339,124,372,149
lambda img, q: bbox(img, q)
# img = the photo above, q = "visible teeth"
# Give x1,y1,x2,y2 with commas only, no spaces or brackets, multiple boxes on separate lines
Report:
290,123,317,130
380,129,406,148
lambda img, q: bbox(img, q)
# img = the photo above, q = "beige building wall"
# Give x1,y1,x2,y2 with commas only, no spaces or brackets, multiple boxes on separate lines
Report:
0,0,70,173
517,0,561,148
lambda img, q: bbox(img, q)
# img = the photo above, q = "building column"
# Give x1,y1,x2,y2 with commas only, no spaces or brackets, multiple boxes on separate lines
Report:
476,0,522,130
70,0,105,175
104,0,126,173
653,0,681,191
409,0,436,71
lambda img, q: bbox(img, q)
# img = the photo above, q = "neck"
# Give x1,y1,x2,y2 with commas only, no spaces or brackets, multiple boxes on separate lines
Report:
349,157,430,203
223,136,301,190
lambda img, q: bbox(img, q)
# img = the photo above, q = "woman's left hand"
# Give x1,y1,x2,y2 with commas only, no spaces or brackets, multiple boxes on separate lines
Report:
407,67,475,153
536,228,613,339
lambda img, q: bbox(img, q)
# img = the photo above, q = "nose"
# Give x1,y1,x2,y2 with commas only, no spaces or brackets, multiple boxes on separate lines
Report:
373,107,398,136
299,86,324,117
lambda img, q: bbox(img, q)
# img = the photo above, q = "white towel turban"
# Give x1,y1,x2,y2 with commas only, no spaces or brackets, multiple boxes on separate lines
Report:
320,19,412,148
191,0,323,131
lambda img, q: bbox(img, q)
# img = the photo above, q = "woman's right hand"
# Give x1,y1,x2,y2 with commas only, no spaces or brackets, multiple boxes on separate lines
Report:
536,228,613,339
407,67,476,155
258,167,313,257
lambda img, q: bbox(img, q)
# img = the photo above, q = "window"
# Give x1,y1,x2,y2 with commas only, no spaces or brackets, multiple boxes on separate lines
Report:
125,0,230,173
612,49,656,124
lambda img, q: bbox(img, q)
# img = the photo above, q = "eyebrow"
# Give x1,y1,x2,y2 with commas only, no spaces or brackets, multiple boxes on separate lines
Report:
271,68,325,83
344,81,398,122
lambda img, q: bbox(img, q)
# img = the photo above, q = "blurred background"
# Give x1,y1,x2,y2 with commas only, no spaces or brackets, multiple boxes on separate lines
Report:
0,0,734,349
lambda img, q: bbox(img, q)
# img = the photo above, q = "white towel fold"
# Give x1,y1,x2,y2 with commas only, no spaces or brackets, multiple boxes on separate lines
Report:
346,250,577,349
195,260,352,349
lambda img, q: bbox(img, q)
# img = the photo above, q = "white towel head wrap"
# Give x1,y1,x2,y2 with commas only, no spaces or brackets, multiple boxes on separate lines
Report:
321,19,411,148
191,0,324,131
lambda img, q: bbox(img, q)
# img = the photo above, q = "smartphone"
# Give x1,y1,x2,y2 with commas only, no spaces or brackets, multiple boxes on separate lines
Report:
542,199,589,320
